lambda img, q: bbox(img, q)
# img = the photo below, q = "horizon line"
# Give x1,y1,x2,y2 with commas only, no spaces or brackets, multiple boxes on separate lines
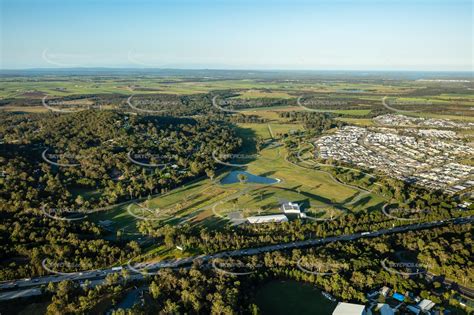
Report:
1,67,473,73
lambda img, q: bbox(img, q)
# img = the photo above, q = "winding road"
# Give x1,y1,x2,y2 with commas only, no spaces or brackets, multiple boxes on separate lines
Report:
381,96,419,113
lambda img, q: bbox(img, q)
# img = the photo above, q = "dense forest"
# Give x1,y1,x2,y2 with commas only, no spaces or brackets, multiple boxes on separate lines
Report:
0,110,241,280
216,92,294,111
278,111,345,133
6,223,468,315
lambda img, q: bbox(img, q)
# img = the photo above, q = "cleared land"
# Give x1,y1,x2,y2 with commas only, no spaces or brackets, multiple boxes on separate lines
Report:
88,122,385,243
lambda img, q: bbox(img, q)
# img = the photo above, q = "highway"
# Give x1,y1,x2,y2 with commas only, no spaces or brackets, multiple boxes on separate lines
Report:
0,288,42,301
0,215,472,300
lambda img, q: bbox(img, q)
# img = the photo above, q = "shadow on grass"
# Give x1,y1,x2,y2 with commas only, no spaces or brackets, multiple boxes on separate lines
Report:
274,186,334,206
196,216,228,230
233,125,259,156
258,170,277,177
249,190,276,203
366,201,385,212
351,195,372,208
340,191,363,205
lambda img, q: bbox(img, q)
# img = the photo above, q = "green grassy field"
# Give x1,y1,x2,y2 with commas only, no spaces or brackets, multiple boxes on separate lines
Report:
88,122,384,245
87,176,237,234
1,105,50,113
299,108,371,116
247,147,359,203
237,123,304,139
88,202,139,235
237,123,273,139
45,78,470,261
240,107,303,122
3,76,471,119
0,78,424,99
232,90,294,99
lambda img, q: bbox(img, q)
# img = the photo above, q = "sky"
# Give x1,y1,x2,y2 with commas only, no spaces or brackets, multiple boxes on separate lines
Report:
0,0,472,71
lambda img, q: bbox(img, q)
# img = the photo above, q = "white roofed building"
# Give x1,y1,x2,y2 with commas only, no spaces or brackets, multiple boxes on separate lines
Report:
417,299,435,312
281,202,301,214
376,303,395,315
332,302,366,315
247,214,288,224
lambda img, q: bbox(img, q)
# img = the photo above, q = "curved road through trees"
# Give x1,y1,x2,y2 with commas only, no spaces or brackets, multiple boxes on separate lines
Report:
2,216,471,295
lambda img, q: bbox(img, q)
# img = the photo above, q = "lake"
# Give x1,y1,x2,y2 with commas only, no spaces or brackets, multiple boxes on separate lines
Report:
220,170,279,185
255,280,337,315
336,89,365,93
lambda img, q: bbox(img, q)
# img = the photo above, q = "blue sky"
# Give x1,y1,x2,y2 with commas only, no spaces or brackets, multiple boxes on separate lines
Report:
1,0,472,70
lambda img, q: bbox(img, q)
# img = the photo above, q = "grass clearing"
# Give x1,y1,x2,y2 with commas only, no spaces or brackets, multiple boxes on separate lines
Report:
0,106,49,113
237,123,272,139
236,123,303,140
336,117,376,127
89,129,381,242
233,90,294,99
329,109,371,116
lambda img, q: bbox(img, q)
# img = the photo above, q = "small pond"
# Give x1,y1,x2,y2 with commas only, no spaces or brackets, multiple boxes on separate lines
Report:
220,171,278,185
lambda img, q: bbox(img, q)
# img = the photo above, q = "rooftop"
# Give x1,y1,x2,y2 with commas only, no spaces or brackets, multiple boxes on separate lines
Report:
281,201,301,213
247,214,288,224
332,302,366,315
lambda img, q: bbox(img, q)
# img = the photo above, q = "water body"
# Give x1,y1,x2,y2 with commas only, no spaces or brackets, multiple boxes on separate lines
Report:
255,280,337,315
336,89,365,93
220,170,278,185
113,288,142,311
